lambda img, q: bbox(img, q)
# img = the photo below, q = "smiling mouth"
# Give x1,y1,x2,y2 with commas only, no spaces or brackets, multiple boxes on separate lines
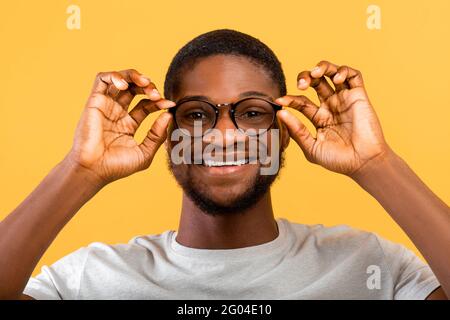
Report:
202,156,258,167
203,159,250,167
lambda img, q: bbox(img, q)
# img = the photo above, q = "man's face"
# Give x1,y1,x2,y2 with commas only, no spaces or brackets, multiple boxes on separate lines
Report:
166,54,287,215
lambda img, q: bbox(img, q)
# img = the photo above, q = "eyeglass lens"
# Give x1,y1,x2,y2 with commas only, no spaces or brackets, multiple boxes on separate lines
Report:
174,98,276,136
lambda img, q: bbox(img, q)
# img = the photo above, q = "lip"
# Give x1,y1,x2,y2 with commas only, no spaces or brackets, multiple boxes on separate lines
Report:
202,153,251,161
194,161,258,177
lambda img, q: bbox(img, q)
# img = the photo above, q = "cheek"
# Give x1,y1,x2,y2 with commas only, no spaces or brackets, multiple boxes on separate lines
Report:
166,134,195,163
256,129,282,162
169,163,190,187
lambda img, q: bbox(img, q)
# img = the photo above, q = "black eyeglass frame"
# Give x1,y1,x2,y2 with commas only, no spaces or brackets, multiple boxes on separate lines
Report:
168,97,282,136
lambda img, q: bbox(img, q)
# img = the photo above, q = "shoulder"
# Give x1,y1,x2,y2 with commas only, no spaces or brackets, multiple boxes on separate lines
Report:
81,229,175,263
282,218,432,278
283,218,379,248
281,218,398,266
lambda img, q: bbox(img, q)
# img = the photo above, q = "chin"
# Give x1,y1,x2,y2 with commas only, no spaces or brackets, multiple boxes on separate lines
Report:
200,184,252,207
168,156,279,216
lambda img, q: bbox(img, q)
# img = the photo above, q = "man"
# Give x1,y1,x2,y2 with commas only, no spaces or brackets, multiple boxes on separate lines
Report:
0,29,448,300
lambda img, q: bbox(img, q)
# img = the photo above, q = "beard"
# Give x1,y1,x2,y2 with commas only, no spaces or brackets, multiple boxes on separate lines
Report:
167,152,285,217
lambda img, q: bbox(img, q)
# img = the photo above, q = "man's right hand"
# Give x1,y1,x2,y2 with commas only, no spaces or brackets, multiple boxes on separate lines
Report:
0,69,176,300
66,69,175,186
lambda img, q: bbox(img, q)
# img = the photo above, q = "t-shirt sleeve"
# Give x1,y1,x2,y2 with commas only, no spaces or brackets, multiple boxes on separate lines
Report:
23,246,90,300
375,234,441,300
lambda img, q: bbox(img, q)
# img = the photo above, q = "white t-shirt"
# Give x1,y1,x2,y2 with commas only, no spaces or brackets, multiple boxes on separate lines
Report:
23,217,440,300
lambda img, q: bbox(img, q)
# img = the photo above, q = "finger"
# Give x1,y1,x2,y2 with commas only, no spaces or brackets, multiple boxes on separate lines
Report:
109,71,130,91
276,109,316,158
116,69,151,88
106,84,121,99
311,61,352,92
90,71,128,105
330,66,350,91
91,70,157,102
116,83,163,108
116,69,164,99
128,98,176,127
296,71,312,90
91,71,129,95
333,65,364,89
297,71,334,102
111,69,152,105
276,95,320,126
116,90,134,108
116,69,163,100
310,60,339,79
139,112,173,164
85,93,124,122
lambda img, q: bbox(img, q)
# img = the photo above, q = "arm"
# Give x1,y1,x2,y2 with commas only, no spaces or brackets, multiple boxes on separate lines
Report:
0,69,175,299
0,157,104,299
351,147,450,298
276,60,449,299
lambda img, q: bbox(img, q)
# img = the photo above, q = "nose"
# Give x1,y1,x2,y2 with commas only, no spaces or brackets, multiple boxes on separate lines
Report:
203,107,246,147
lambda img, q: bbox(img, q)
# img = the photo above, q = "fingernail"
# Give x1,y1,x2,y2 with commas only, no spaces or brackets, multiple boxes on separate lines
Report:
276,97,290,106
150,88,160,98
311,66,320,73
334,73,340,81
298,78,307,87
141,75,151,83
162,112,172,120
163,100,176,108
120,79,128,87
278,109,290,118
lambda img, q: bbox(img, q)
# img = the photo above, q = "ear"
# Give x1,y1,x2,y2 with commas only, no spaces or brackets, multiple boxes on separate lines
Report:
164,139,169,152
164,121,174,152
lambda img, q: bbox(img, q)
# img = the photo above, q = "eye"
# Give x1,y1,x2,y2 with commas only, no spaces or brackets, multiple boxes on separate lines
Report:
236,109,269,119
242,110,262,118
185,111,207,120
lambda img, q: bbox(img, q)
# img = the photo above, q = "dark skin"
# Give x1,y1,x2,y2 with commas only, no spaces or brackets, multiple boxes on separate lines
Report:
0,55,447,299
167,55,287,249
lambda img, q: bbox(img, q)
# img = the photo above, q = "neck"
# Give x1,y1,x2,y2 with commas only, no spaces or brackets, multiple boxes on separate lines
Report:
175,191,278,249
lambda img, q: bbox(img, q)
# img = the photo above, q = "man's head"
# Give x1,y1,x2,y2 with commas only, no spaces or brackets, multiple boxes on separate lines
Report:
164,29,289,216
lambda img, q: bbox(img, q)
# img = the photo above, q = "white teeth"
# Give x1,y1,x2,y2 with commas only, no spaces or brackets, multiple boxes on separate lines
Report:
204,159,248,167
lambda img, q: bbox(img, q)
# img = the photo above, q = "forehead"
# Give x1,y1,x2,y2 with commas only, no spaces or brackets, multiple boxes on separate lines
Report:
175,54,279,103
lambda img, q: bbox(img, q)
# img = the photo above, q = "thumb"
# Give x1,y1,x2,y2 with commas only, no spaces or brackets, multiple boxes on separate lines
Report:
277,109,316,158
139,112,172,164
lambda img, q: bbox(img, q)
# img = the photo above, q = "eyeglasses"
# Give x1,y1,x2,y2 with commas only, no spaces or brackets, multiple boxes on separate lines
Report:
169,97,282,137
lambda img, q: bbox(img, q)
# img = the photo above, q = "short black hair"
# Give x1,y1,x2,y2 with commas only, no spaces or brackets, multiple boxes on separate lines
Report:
163,29,286,100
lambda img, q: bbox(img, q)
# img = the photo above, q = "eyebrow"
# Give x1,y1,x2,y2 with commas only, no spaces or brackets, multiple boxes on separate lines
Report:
176,91,274,104
239,91,273,100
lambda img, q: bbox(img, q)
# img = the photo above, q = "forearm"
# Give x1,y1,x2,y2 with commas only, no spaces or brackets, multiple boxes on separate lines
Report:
0,156,105,299
351,147,450,297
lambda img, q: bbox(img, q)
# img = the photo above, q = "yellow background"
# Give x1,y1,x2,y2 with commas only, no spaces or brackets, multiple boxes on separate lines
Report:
1,1,449,277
